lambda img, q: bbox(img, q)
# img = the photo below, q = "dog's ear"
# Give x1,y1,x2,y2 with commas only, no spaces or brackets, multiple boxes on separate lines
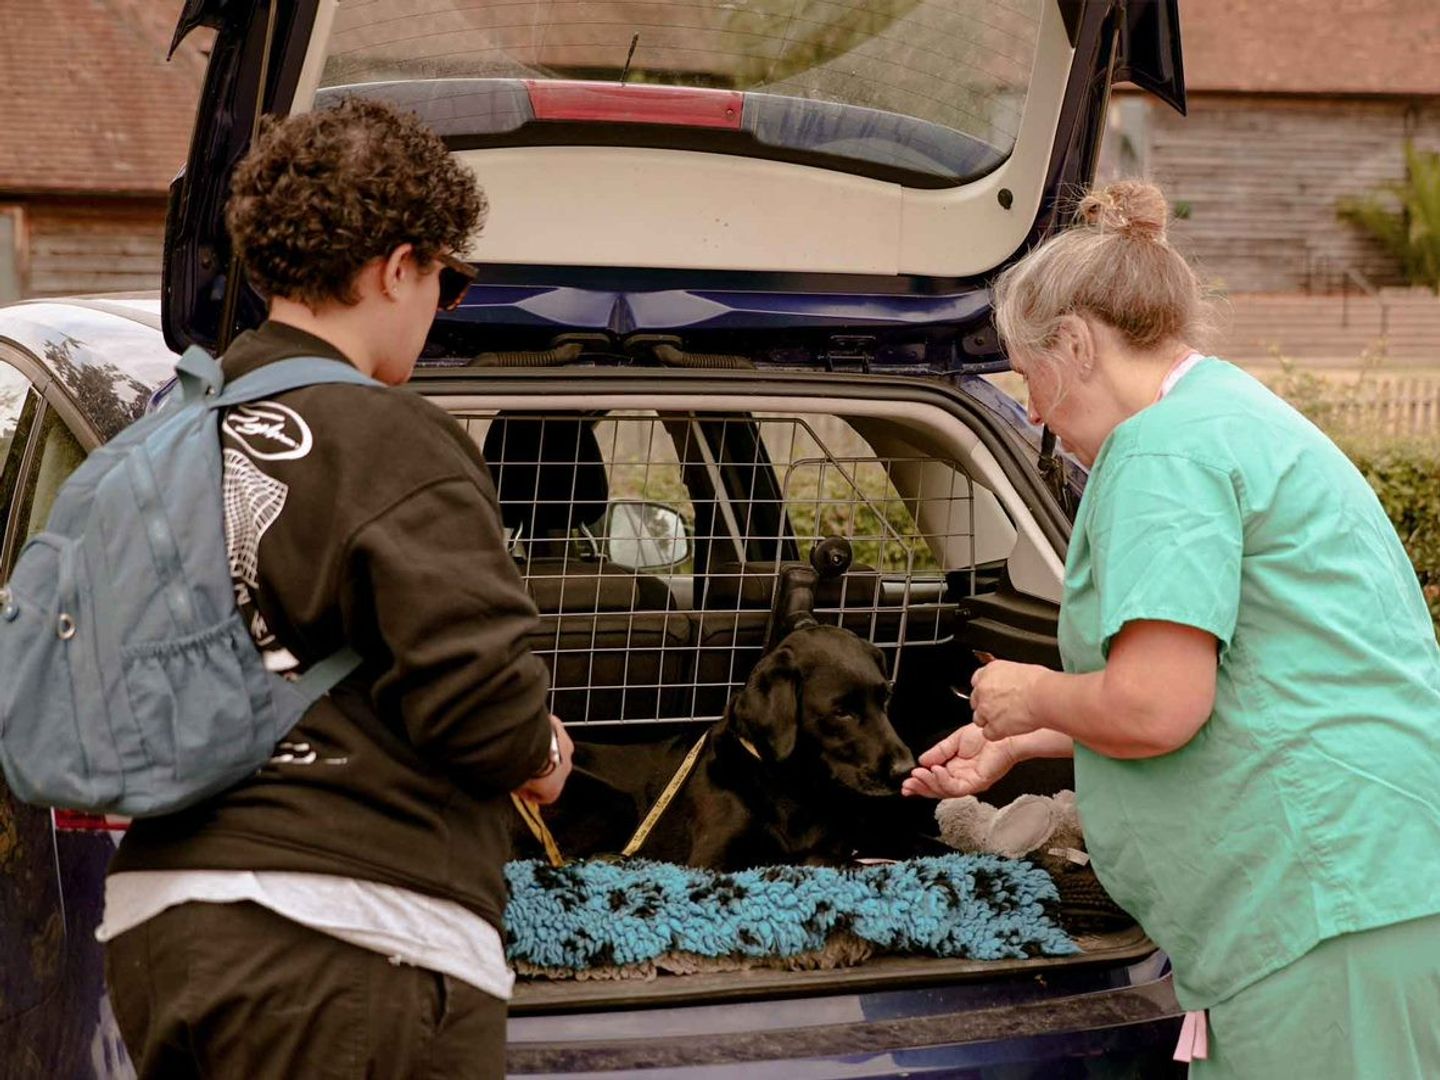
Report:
729,645,801,762
864,641,888,678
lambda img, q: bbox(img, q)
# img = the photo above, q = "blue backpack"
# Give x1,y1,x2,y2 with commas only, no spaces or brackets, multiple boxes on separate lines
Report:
0,346,374,816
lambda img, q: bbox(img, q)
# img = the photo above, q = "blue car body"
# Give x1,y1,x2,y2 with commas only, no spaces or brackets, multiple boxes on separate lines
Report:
0,295,1165,1079
2,1,1189,1073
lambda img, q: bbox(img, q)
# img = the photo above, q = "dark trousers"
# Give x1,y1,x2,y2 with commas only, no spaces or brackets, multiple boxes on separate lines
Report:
104,900,507,1079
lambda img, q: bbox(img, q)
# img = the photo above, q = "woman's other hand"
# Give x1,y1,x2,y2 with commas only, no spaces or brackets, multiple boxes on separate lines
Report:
903,724,1076,799
970,659,1048,740
901,724,1021,798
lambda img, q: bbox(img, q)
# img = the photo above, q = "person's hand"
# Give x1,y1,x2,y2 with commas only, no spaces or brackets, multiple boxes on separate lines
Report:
515,715,573,806
901,723,1021,799
970,660,1047,741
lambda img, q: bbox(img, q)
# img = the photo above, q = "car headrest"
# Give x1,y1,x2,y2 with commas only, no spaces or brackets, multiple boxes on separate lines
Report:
482,414,609,537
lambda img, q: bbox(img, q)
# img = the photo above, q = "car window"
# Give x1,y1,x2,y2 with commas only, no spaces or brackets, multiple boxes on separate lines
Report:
688,410,984,716
461,409,698,580
594,411,697,577
0,362,40,573
458,409,701,723
0,361,27,462
14,405,86,546
317,0,1043,187
447,402,1022,724
460,406,986,587
758,414,944,575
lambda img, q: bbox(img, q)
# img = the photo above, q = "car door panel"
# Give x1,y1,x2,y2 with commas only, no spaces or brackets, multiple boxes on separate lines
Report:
0,361,68,1030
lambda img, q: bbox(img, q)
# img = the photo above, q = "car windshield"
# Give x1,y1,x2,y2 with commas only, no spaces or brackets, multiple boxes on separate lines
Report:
316,0,1044,186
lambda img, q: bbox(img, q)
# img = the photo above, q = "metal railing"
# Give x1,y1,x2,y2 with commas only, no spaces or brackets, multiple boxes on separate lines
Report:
1302,251,1391,356
1340,266,1391,352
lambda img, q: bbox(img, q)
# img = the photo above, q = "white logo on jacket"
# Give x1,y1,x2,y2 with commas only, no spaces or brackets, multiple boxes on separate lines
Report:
222,449,288,590
222,401,314,461
269,741,348,767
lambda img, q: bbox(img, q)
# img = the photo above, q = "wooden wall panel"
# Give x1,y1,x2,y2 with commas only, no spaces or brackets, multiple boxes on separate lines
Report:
22,198,166,298
1112,94,1440,294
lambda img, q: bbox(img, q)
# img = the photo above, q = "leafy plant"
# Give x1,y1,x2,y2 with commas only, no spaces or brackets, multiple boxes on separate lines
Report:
1339,438,1440,636
1263,344,1387,433
1337,141,1440,294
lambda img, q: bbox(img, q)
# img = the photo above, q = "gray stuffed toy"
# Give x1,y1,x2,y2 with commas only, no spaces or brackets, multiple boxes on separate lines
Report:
936,790,1132,934
936,790,1090,876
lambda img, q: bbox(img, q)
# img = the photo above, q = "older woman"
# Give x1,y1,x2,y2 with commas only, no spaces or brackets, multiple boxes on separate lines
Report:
904,180,1440,1077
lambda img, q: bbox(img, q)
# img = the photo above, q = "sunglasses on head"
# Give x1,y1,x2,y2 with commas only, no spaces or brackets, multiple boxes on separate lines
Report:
435,251,477,312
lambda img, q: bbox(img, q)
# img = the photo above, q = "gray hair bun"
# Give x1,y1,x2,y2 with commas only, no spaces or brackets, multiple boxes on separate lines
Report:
1076,180,1169,242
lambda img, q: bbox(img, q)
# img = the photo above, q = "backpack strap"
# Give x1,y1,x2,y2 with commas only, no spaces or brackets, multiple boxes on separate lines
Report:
177,344,225,404
197,350,378,701
288,646,365,706
211,355,381,409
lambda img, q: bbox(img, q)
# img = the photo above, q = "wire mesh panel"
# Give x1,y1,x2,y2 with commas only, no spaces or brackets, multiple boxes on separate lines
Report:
459,409,976,726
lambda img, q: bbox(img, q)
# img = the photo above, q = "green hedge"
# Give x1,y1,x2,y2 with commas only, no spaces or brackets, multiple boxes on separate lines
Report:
1339,439,1440,636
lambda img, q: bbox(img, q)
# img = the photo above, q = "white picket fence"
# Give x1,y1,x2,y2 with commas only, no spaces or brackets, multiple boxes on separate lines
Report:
1322,376,1440,437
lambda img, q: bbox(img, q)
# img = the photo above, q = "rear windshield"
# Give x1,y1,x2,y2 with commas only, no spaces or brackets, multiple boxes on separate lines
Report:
317,1,1043,187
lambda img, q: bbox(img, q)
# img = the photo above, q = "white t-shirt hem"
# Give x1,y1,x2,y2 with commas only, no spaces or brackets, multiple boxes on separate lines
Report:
97,870,514,1001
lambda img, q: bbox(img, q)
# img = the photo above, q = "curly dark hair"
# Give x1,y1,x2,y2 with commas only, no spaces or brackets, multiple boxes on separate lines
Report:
225,97,486,305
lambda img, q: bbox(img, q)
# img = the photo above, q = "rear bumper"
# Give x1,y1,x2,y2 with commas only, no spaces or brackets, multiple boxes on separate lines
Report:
508,954,1185,1076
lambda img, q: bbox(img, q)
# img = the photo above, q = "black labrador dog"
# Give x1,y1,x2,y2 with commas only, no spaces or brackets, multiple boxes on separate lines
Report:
524,625,923,871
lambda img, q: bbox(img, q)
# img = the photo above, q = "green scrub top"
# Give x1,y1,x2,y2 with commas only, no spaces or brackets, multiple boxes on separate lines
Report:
1057,357,1440,1010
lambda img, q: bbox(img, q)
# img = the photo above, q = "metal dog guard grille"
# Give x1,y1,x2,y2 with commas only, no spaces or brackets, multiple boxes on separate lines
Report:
460,411,978,727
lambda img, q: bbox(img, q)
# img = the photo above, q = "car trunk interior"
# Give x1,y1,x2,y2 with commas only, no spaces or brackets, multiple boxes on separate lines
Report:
420,370,1142,1005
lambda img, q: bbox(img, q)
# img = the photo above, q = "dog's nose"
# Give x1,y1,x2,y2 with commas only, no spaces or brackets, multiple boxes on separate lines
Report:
889,756,918,787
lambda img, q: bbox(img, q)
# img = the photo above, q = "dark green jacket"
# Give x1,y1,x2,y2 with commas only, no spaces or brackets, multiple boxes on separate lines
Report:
111,322,551,930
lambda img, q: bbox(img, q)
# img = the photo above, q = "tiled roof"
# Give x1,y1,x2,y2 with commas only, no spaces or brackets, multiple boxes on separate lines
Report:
0,0,210,195
1181,0,1440,96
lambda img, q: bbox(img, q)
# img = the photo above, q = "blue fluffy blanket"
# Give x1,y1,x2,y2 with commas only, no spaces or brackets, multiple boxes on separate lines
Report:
505,855,1077,971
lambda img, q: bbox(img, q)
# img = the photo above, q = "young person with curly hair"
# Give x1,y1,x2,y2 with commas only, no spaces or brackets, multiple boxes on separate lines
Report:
904,180,1440,1077
100,97,572,1079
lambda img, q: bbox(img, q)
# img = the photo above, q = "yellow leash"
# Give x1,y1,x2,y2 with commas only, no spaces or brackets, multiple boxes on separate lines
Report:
511,793,566,868
621,732,711,857
512,730,761,866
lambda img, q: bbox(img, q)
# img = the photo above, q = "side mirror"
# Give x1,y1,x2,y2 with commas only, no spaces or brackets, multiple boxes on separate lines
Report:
604,500,689,571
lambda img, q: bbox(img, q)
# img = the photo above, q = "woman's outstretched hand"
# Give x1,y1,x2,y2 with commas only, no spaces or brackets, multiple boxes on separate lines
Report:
901,723,1020,799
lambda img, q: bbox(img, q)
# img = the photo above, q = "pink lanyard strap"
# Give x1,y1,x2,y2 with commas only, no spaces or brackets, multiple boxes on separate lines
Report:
1173,1009,1209,1062
1155,350,1205,404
